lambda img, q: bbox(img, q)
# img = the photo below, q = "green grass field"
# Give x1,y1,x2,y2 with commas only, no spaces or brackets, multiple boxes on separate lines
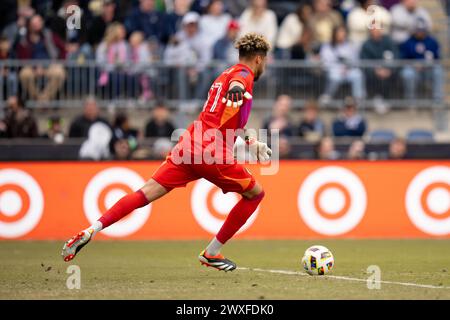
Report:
1,240,449,299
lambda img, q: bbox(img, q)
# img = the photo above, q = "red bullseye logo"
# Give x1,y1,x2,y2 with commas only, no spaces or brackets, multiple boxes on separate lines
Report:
298,166,367,236
0,169,44,238
0,185,30,222
405,166,450,235
83,167,151,237
420,183,450,219
191,179,259,234
313,183,351,220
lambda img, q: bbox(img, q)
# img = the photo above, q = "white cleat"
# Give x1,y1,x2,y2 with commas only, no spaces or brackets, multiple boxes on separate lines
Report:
61,229,93,262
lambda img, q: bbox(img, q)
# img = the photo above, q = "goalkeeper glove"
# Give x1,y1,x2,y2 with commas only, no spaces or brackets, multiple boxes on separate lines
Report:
222,85,252,108
246,136,272,162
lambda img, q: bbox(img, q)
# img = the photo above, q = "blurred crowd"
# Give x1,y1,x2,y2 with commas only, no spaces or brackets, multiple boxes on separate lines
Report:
0,94,177,160
0,0,446,160
0,0,445,105
0,93,420,160
262,94,415,160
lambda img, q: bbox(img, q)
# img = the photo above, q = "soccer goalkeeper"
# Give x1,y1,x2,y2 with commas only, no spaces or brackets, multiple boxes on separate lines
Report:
62,33,272,272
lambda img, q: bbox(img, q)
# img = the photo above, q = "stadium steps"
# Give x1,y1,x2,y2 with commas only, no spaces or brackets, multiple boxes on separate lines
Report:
419,0,450,105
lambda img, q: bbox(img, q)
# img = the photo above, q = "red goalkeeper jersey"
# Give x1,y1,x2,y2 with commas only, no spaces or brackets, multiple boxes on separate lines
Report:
199,63,255,131
172,63,255,163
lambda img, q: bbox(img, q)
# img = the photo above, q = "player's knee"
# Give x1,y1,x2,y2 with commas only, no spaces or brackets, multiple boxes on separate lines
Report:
140,179,169,202
253,189,265,201
243,185,265,201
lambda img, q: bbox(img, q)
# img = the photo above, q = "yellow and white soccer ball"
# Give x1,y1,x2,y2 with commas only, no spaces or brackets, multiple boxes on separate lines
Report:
301,245,334,276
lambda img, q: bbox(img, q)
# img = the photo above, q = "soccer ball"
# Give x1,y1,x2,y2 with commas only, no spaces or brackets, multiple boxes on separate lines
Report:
301,245,334,276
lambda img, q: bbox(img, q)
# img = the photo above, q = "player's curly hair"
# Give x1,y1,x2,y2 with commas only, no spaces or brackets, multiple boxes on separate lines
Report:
235,33,271,59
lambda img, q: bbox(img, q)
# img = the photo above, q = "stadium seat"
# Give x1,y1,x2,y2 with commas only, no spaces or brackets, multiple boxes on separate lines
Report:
369,129,396,143
406,129,434,142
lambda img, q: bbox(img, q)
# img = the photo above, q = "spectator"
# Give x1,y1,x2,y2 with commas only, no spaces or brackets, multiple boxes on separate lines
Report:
96,22,129,90
65,36,94,98
177,12,210,66
316,136,340,160
66,37,94,63
79,121,112,160
332,97,367,137
87,0,118,47
347,139,366,159
278,135,293,159
212,20,240,64
15,14,66,101
239,0,278,48
69,97,108,138
347,0,391,48
129,31,153,101
167,12,211,99
390,0,432,44
399,20,443,104
1,5,35,43
290,5,322,62
110,112,139,159
388,137,408,159
165,0,192,38
1,95,38,138
42,115,65,144
164,34,195,66
319,26,365,104
145,103,176,138
112,138,133,160
124,0,167,44
298,100,325,139
111,112,139,140
290,27,318,60
0,36,18,99
262,95,296,137
360,22,398,103
199,0,231,51
310,0,343,44
277,3,314,59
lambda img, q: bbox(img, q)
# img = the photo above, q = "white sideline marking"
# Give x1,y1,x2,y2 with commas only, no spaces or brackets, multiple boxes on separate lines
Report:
238,267,450,289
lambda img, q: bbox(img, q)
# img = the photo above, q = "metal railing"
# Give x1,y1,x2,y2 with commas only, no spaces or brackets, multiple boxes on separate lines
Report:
0,59,448,109
1,137,450,161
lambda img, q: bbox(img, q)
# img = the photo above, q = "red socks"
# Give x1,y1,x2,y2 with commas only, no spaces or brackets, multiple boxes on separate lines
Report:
216,191,265,244
98,190,149,229
97,189,264,241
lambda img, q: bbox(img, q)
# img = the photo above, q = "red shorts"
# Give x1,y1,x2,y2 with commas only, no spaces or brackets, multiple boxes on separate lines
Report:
152,157,256,194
